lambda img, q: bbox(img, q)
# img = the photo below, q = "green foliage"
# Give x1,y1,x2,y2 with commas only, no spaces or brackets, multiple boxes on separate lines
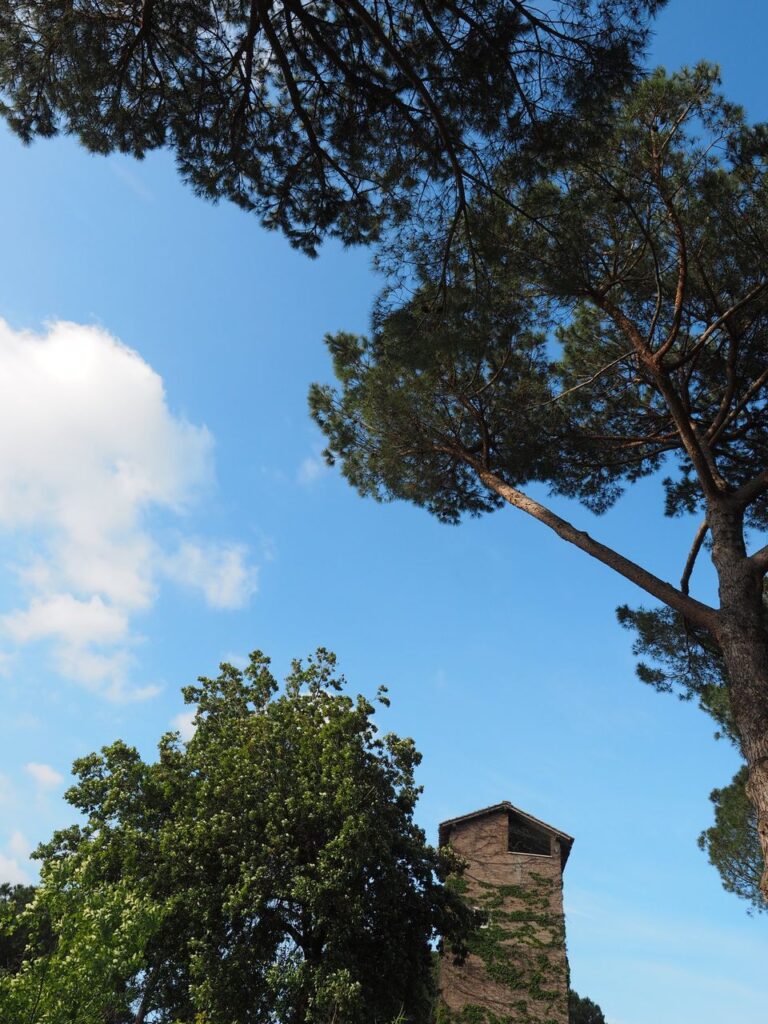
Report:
0,2,661,253
1,880,163,1023
311,64,768,899
0,649,470,1023
0,884,52,977
313,65,768,527
698,766,766,914
310,313,555,525
568,990,606,1024
616,601,739,741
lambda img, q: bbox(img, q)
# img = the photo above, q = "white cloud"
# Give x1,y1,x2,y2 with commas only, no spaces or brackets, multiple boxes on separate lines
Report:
0,319,258,700
0,852,29,885
8,830,30,860
25,762,64,791
297,452,328,486
55,646,160,703
222,651,250,670
4,594,129,646
0,831,32,884
163,541,257,609
171,709,197,742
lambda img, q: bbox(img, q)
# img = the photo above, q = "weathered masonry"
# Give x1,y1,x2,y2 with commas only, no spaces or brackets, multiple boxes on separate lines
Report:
437,801,573,1024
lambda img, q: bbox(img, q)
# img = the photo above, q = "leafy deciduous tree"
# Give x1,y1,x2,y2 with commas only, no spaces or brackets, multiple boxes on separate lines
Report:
310,66,768,894
0,649,469,1023
0,884,52,977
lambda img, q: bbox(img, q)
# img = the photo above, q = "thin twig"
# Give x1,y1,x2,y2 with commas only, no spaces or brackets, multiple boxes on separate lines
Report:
541,349,634,406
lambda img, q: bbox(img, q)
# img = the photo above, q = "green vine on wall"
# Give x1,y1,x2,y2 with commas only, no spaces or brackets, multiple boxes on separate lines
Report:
436,872,568,1024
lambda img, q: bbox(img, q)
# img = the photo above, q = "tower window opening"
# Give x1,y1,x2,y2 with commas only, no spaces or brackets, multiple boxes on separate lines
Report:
507,812,551,856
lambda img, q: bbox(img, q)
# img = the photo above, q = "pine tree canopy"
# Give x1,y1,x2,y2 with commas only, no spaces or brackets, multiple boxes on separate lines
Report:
698,766,766,915
311,66,768,544
310,65,768,895
0,0,662,253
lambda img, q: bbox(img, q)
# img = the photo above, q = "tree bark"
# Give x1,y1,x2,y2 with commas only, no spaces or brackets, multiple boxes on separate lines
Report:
717,629,768,900
472,463,718,629
709,505,768,899
134,962,161,1024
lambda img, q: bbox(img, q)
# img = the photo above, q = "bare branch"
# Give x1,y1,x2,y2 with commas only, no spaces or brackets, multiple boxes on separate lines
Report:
541,349,634,406
592,293,724,501
257,1,358,192
464,460,719,630
732,469,768,511
709,365,768,446
681,519,708,595
343,0,469,217
672,280,768,371
649,127,688,360
750,544,768,576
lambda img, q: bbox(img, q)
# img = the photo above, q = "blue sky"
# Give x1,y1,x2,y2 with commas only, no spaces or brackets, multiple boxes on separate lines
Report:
0,2,765,1021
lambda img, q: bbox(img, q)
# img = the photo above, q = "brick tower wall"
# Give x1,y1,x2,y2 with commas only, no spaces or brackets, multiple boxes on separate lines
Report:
438,808,569,1024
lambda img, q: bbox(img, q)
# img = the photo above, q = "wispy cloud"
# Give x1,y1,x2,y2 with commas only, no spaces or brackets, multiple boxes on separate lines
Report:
0,319,258,701
222,652,250,670
109,160,154,203
297,451,328,487
0,853,29,885
566,887,764,961
25,762,64,792
171,709,196,742
163,541,257,609
8,830,30,861
0,830,32,884
566,886,768,1022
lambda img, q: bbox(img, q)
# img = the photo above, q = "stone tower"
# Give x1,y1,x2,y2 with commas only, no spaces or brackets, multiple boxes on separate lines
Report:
437,801,573,1024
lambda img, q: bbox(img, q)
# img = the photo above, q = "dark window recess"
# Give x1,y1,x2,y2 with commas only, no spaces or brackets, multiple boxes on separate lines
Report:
473,907,491,929
507,812,551,856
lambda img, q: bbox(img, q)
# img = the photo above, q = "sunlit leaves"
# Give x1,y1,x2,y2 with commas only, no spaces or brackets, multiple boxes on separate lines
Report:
0,649,470,1023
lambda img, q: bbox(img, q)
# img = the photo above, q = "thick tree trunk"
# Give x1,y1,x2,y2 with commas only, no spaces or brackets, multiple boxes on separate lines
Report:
134,963,159,1024
717,627,768,900
709,506,768,899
